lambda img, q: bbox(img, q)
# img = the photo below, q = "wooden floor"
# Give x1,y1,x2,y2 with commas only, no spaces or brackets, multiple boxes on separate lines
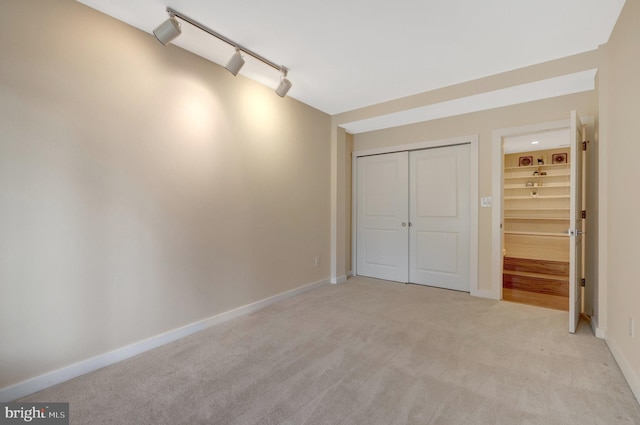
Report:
502,256,569,311
502,288,569,311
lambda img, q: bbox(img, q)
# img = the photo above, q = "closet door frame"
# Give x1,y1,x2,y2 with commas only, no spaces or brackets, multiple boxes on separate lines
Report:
352,135,479,296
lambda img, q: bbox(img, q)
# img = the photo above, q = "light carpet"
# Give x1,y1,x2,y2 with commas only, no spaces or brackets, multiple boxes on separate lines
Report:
19,276,640,424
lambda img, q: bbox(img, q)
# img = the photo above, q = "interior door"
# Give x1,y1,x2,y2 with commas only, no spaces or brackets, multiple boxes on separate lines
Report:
569,111,584,333
356,152,409,282
409,144,470,291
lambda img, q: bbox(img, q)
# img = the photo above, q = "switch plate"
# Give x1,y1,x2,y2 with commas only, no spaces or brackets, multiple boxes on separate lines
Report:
481,197,492,207
314,256,321,267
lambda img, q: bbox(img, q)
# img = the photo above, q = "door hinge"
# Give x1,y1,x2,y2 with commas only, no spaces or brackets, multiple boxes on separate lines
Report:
582,141,589,151
582,210,587,219
581,278,586,287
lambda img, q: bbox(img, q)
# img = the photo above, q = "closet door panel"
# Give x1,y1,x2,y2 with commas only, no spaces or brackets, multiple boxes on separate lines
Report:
415,154,457,217
415,230,458,274
356,152,409,282
410,145,470,291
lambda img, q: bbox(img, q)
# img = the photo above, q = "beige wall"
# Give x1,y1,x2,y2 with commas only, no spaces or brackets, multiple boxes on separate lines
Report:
351,92,596,294
0,0,331,389
601,0,640,399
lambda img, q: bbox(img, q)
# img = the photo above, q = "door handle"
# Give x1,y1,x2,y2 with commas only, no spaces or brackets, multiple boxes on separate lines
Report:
402,222,407,227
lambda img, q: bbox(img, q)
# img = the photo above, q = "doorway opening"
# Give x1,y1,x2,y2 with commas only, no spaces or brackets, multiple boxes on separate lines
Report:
493,111,587,333
501,129,572,311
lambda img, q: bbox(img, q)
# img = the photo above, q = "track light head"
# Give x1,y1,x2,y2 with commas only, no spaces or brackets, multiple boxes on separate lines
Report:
276,78,292,97
225,48,245,76
275,68,292,97
153,16,181,46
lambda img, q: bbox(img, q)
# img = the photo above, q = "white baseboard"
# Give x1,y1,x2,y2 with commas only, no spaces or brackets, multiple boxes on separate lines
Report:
471,288,500,300
605,335,640,405
590,316,606,339
0,278,329,402
331,275,348,284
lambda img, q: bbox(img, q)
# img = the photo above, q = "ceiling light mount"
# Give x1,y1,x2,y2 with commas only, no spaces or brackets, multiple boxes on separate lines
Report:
276,67,292,98
153,14,181,45
155,7,292,96
225,48,245,76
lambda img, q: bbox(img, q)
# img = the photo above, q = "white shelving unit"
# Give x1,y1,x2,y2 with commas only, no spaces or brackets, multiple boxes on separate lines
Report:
503,151,570,261
502,148,572,311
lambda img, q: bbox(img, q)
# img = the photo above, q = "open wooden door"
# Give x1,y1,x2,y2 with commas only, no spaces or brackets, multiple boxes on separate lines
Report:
569,111,584,333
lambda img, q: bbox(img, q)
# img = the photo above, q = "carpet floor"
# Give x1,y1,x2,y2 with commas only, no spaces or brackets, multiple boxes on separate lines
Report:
19,276,640,424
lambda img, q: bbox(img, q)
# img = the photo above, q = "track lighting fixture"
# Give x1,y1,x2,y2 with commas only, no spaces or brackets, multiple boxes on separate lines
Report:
225,48,245,76
154,7,292,97
275,68,292,98
153,15,181,46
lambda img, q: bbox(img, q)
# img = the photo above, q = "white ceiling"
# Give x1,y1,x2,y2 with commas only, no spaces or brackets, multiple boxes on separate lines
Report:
76,0,625,118
503,128,570,154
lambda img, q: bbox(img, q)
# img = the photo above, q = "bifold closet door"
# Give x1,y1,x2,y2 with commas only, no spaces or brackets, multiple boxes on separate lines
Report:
356,152,409,282
356,145,470,290
409,145,470,291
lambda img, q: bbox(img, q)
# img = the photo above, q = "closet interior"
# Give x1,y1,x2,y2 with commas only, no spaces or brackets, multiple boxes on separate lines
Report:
502,132,572,311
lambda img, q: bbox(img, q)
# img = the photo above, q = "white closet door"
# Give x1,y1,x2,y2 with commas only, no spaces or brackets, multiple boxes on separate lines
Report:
409,144,470,291
356,152,409,282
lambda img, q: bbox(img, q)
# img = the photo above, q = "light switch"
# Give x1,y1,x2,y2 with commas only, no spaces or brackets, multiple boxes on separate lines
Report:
481,197,492,207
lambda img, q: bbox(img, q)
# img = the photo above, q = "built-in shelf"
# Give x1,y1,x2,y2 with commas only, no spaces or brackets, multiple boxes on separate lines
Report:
504,195,570,200
504,183,570,189
504,174,570,180
504,217,569,221
504,208,570,211
504,231,569,237
503,148,572,274
504,163,570,171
